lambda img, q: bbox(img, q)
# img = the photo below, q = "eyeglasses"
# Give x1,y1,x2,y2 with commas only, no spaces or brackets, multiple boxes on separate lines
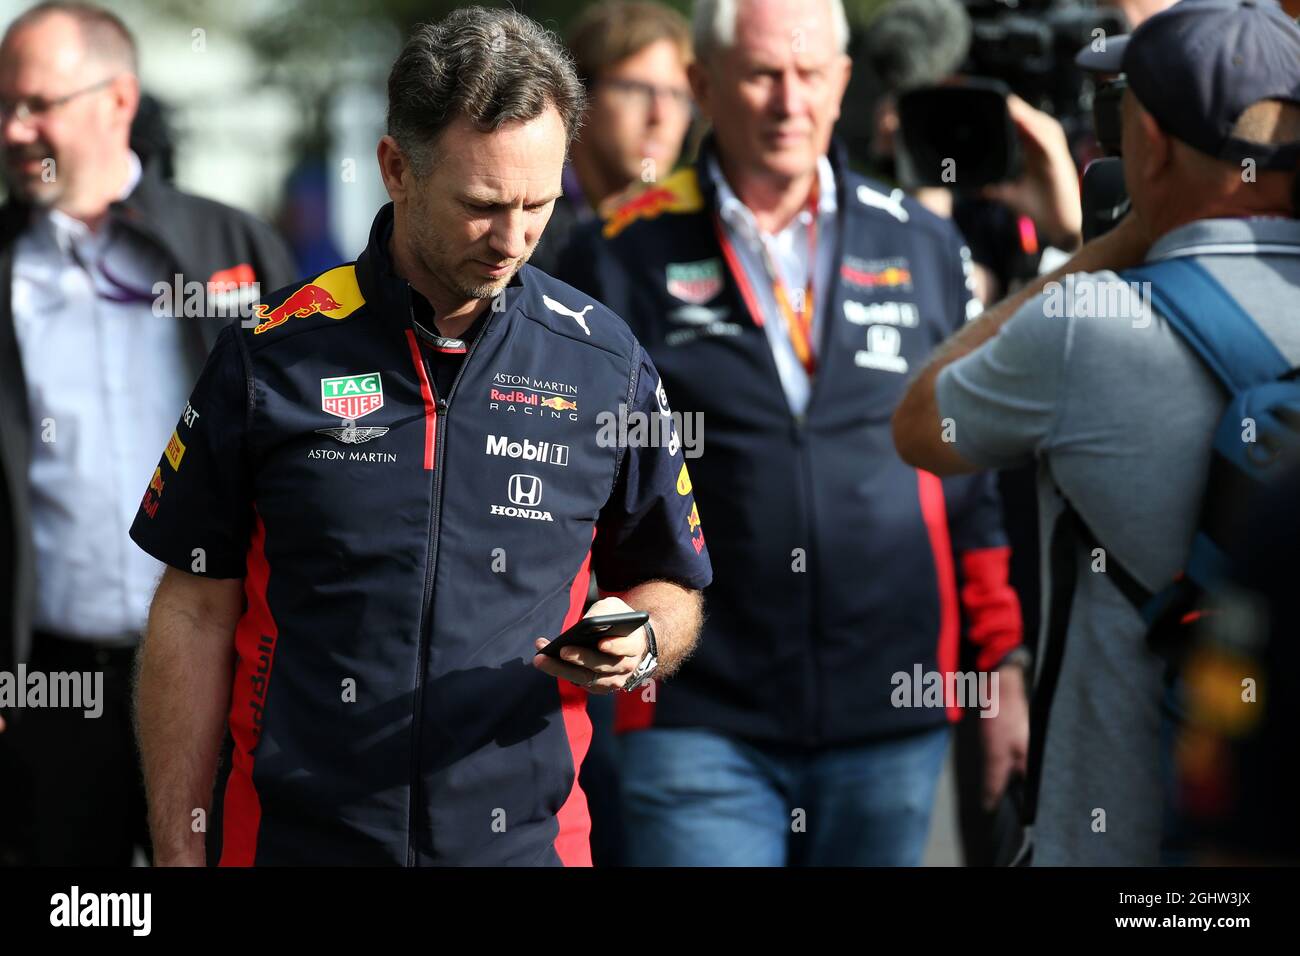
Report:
598,78,693,115
0,76,118,126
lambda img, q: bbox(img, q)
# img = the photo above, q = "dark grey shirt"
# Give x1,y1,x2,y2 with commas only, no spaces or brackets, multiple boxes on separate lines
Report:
936,217,1300,865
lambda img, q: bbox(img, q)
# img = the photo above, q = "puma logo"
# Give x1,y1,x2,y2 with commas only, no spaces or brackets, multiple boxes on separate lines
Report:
542,294,593,336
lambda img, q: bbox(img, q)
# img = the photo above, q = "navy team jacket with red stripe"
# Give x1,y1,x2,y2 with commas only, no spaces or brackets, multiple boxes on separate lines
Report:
129,203,711,866
558,138,1021,746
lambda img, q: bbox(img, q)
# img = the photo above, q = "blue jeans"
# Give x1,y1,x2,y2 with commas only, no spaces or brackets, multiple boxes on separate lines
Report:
620,725,951,866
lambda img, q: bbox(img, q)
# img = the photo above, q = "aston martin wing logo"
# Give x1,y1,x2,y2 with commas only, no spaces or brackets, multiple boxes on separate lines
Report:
315,418,390,445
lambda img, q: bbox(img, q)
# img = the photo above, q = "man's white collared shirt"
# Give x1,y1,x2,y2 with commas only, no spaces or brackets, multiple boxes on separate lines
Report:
12,152,191,639
707,154,838,417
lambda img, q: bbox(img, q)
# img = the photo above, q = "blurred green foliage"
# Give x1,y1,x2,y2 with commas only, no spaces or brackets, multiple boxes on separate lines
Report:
144,0,896,65
137,0,895,153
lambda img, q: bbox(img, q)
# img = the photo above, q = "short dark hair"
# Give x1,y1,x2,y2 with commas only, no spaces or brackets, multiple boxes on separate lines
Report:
567,1,691,88
387,6,586,176
5,1,138,74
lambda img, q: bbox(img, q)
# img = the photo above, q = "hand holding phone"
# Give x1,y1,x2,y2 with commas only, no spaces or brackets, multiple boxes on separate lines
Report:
537,610,649,658
532,601,653,695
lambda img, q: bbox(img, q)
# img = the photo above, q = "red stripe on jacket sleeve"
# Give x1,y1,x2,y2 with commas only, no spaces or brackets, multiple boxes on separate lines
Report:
552,533,596,867
220,509,278,866
612,672,657,733
917,471,962,722
959,546,1024,673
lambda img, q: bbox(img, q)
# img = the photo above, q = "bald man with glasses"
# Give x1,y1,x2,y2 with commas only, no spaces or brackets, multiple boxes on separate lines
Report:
0,1,295,865
0,74,117,127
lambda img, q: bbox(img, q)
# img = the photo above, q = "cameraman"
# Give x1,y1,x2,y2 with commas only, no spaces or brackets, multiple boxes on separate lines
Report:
893,0,1300,865
854,0,1085,305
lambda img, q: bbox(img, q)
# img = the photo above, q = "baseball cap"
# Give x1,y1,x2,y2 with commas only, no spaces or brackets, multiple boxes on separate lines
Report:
1075,0,1300,170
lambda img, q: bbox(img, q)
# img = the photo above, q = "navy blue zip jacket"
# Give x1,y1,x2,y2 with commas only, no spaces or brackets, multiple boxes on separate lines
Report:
129,203,711,866
557,139,1021,746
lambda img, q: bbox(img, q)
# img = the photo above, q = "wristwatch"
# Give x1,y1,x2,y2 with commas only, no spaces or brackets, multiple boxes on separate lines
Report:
622,617,659,692
997,646,1033,674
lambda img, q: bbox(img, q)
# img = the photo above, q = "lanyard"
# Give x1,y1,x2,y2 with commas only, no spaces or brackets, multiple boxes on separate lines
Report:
713,180,820,375
64,229,158,305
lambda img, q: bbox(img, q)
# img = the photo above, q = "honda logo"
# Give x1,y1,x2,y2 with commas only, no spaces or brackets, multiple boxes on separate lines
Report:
508,474,543,507
867,324,902,356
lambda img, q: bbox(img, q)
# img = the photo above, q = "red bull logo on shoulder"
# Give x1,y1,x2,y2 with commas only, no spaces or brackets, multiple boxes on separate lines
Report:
601,169,705,239
250,265,366,335
604,187,676,239
253,284,341,334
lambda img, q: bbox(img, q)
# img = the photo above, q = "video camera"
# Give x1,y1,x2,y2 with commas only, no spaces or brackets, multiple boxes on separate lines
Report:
895,0,1124,189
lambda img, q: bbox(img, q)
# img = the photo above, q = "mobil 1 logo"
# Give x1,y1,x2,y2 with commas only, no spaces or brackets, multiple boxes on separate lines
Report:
485,434,569,466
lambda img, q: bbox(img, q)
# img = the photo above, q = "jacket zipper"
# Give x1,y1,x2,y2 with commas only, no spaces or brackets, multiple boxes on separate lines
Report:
406,305,493,866
716,212,843,746
792,204,843,745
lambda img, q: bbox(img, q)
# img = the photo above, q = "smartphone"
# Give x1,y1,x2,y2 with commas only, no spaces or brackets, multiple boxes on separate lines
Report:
538,610,649,658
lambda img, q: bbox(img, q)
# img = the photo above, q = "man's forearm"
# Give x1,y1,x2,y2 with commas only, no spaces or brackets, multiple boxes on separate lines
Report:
894,213,1156,471
925,218,1144,372
620,579,704,679
135,578,239,865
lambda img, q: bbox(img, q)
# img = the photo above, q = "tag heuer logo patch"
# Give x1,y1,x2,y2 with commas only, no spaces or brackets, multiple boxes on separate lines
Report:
321,373,383,420
666,259,723,304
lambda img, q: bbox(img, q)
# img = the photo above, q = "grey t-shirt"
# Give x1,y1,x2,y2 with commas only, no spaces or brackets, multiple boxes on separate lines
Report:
936,217,1300,865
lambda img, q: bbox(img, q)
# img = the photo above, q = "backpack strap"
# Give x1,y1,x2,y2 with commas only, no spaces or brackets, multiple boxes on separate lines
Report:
1062,508,1151,611
1123,258,1291,392
1114,259,1294,654
1045,263,1282,640
1020,494,1155,828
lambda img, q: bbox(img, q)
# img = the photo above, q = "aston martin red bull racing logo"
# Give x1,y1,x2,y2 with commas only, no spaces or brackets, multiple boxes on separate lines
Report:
488,372,581,421
490,389,578,414
840,256,913,291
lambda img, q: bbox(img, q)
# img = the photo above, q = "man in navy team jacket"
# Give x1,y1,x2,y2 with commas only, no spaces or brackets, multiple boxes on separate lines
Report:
558,0,1027,866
